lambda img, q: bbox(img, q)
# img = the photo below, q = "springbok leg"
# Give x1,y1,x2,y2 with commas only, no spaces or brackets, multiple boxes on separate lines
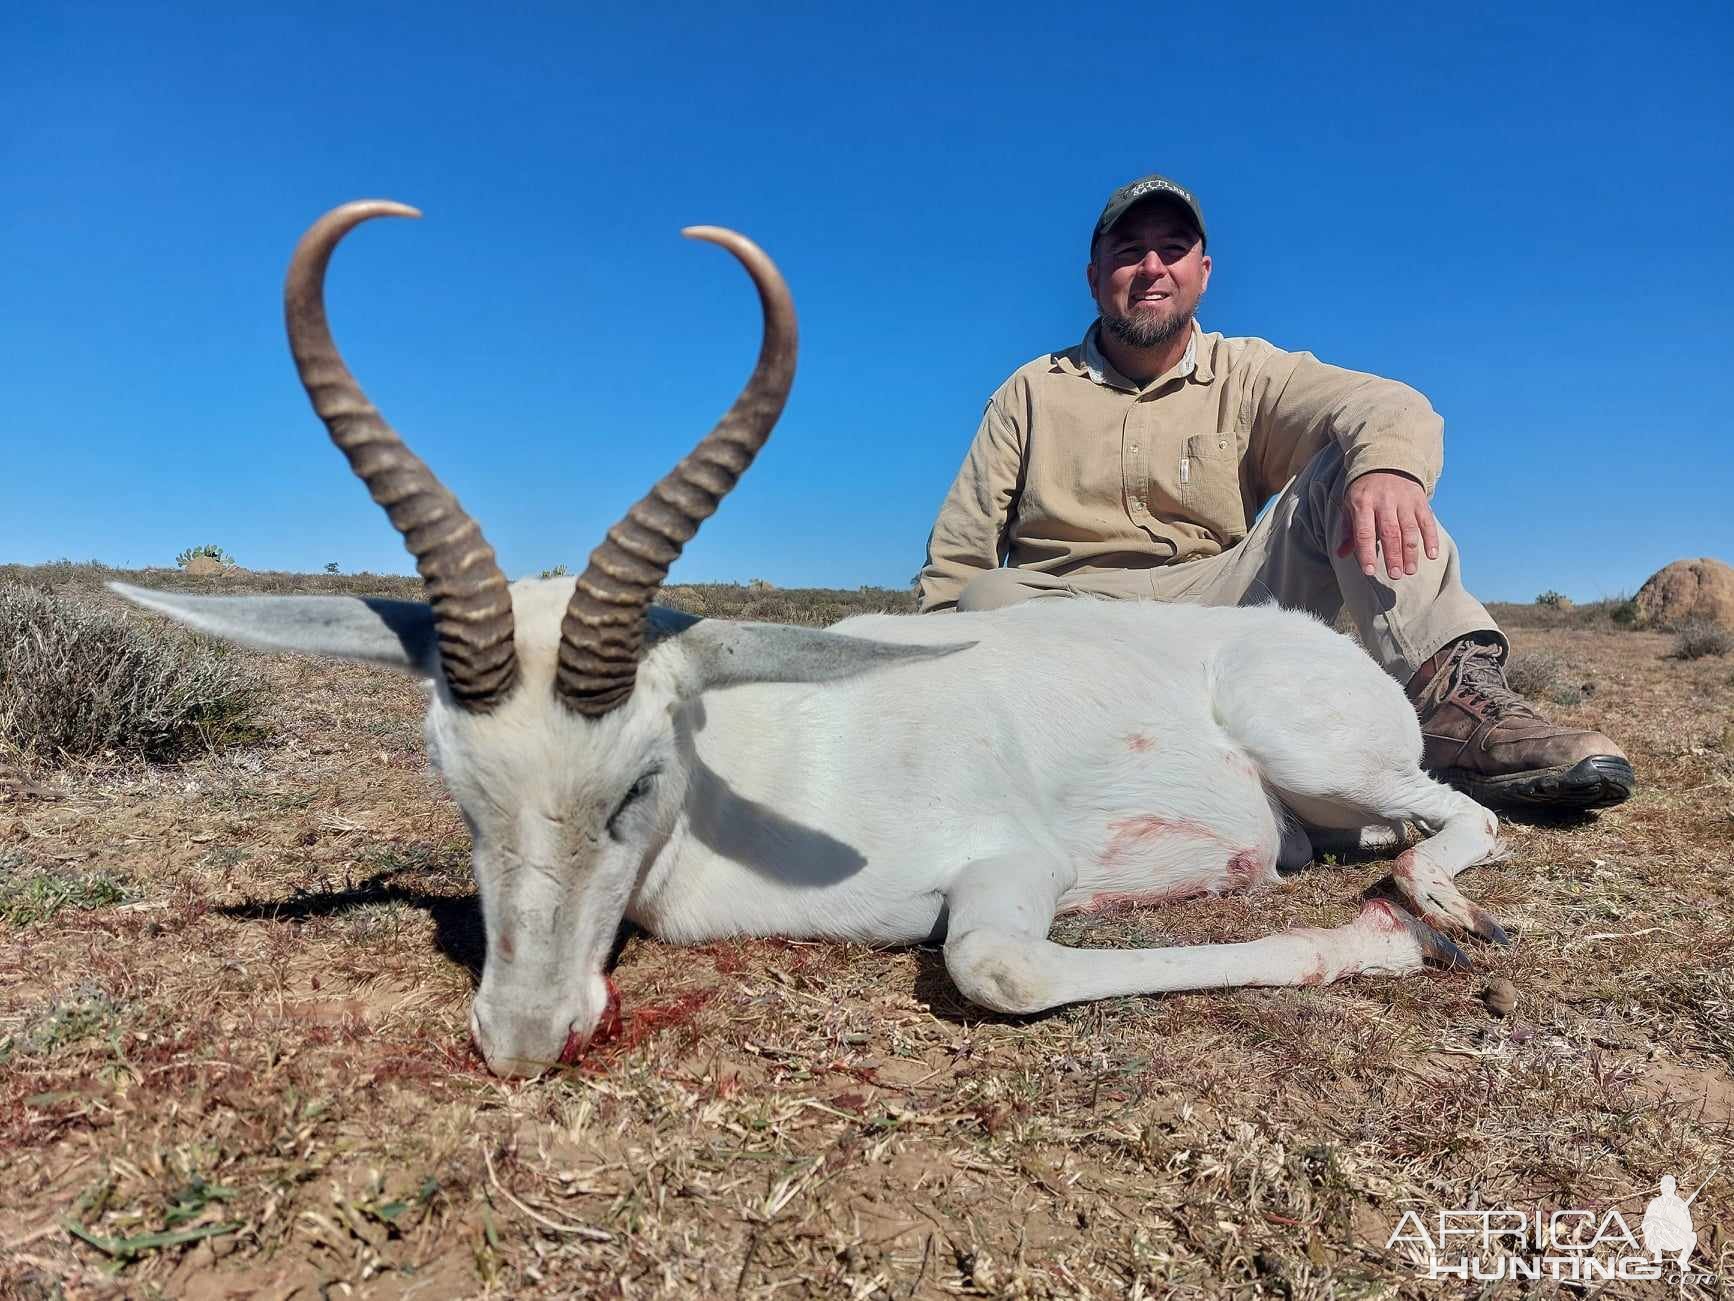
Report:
1248,765,1505,947
940,853,1467,1016
1209,644,1507,945
1270,774,1504,943
1380,777,1510,945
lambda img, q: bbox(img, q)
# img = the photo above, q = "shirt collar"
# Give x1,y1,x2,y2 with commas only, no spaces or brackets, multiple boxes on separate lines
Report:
1073,320,1212,391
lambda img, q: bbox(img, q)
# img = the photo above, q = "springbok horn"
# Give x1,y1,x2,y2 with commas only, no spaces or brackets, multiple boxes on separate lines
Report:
285,200,518,712
556,227,796,716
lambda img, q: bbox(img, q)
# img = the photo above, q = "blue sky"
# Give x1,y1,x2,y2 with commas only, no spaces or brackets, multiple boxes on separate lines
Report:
3,1,1729,602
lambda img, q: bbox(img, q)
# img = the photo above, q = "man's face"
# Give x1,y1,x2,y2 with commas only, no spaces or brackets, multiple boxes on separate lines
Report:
1086,201,1211,349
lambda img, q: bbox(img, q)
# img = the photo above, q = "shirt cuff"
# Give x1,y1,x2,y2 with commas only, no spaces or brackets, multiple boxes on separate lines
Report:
1342,445,1438,495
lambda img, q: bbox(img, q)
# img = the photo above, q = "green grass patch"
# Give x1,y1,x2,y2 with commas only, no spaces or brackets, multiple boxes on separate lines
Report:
2,984,127,1062
0,853,131,925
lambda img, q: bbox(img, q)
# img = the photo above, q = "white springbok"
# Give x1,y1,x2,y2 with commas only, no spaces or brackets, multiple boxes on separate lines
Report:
118,201,1507,1078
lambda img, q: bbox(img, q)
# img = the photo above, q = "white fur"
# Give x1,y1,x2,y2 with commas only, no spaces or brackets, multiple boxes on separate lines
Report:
460,583,1501,1071
120,576,1503,1076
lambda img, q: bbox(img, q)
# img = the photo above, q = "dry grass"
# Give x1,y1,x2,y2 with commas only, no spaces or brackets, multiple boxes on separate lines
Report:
0,559,430,602
1487,595,1642,633
1,565,1730,1298
0,561,916,619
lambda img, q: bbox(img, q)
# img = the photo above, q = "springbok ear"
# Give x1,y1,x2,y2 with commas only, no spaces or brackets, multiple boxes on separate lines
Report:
109,584,439,677
672,619,974,693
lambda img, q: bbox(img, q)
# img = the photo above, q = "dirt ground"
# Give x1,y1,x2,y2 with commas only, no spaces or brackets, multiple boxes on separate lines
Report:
2,568,1730,1298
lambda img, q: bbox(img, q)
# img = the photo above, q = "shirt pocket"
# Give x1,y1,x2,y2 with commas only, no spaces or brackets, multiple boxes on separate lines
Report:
1179,433,1248,543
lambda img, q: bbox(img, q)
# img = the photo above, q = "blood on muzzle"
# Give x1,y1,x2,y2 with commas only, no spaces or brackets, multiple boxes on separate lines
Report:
557,977,623,1066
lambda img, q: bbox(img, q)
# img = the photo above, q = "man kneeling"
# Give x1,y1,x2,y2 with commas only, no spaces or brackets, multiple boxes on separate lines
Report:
917,173,1632,811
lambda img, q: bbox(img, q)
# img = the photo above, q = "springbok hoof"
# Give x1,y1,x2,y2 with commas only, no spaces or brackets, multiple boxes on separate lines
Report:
1468,906,1512,948
1389,903,1476,972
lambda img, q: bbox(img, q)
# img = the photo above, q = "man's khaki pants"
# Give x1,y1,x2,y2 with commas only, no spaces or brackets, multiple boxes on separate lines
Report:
953,444,1503,684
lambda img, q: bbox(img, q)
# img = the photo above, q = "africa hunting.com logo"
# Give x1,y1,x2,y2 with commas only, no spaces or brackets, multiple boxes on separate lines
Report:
1385,1171,1716,1284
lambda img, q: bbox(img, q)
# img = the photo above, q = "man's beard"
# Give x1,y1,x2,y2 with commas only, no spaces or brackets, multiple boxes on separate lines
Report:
1101,306,1193,349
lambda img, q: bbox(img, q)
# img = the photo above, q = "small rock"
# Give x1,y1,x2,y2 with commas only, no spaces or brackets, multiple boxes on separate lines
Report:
1484,977,1518,1017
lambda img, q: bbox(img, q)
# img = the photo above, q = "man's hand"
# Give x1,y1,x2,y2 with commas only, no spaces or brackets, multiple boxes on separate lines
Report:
1336,470,1439,580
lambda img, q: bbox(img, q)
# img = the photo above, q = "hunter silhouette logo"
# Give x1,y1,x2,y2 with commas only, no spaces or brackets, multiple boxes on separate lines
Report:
1642,1174,1701,1268
1386,1171,1715,1282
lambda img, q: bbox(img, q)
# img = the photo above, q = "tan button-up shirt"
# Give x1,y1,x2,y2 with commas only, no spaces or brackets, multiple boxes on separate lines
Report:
916,321,1445,612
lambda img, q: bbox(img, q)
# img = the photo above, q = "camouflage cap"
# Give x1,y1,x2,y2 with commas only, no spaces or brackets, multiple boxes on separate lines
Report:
1091,174,1206,252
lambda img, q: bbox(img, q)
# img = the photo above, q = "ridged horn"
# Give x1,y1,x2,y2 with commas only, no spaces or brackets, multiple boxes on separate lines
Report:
557,227,797,716
285,200,518,712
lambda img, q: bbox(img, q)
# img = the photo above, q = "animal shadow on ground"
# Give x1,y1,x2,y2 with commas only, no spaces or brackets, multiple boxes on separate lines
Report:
218,868,488,979
218,879,648,987
1487,805,1599,830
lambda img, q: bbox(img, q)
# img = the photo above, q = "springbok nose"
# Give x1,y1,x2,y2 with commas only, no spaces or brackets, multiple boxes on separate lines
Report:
469,977,622,1077
469,1003,574,1079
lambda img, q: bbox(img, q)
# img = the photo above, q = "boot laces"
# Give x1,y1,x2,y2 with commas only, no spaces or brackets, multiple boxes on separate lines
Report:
1449,642,1542,721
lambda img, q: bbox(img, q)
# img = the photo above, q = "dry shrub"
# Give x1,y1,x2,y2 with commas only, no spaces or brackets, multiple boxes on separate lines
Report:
1671,621,1733,660
1547,681,1586,707
1502,648,1564,698
0,586,267,764
1505,649,1591,705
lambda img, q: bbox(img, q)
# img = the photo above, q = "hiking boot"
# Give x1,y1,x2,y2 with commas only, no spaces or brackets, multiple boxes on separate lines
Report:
1407,636,1635,810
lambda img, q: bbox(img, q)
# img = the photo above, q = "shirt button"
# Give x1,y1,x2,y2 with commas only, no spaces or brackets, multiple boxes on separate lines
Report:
1130,443,1139,452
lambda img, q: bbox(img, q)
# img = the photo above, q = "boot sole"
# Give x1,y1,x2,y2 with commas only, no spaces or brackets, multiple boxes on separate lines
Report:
1438,756,1635,811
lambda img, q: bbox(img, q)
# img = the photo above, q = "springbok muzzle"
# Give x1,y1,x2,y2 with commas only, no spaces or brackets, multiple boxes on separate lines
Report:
469,976,624,1078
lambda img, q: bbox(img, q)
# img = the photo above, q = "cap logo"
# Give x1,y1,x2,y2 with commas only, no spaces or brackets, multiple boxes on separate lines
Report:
1122,178,1190,206
1092,174,1205,251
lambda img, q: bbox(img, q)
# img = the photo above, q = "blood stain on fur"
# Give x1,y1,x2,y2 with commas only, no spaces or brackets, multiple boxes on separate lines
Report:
1222,750,1258,779
1098,815,1219,866
1224,849,1267,891
1391,847,1419,887
1359,899,1407,933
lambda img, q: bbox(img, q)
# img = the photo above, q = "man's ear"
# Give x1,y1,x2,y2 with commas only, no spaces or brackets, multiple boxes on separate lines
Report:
109,584,439,677
1085,258,1099,297
1198,252,1211,296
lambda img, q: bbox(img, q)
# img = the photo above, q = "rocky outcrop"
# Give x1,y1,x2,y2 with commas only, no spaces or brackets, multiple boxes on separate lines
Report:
1634,557,1734,630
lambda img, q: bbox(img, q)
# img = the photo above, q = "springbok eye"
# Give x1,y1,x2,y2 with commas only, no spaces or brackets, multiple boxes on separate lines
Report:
606,769,661,839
